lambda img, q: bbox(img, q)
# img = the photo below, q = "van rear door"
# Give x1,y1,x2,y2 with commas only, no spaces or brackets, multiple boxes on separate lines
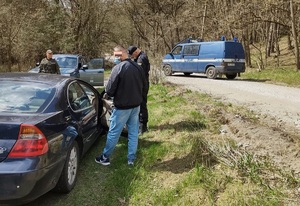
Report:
224,42,245,60
224,42,245,73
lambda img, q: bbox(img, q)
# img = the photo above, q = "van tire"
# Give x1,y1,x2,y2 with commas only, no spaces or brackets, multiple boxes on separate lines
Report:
206,66,217,79
184,72,191,76
163,65,173,76
226,73,237,79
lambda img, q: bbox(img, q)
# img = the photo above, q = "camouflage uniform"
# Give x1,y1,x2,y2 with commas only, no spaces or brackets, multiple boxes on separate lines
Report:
39,58,60,74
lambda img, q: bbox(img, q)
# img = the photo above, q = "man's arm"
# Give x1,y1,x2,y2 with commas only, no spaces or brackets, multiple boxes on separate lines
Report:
138,53,150,74
105,65,120,97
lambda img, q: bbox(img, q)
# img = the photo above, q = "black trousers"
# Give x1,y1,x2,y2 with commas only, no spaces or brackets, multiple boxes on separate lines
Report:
139,82,149,124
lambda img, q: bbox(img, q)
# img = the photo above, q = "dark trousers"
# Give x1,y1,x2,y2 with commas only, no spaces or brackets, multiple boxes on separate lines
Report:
139,82,149,124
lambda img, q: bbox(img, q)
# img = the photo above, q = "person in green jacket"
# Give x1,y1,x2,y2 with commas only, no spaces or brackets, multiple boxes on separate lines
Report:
39,50,60,74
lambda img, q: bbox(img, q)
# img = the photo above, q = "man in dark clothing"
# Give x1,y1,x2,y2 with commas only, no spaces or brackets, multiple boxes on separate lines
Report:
95,45,146,166
39,50,60,74
128,46,150,134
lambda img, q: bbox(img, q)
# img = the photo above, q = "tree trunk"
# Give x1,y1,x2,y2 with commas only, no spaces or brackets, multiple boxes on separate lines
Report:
290,0,300,71
200,1,207,40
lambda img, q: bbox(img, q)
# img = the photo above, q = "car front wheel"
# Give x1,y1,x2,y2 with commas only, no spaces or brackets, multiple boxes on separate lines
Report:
163,65,173,76
54,141,79,193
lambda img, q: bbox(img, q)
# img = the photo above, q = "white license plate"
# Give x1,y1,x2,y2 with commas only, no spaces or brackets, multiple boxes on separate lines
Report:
228,63,235,66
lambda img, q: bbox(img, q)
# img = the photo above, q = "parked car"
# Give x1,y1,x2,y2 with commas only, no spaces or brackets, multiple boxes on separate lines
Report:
0,72,105,205
161,37,246,79
29,54,105,86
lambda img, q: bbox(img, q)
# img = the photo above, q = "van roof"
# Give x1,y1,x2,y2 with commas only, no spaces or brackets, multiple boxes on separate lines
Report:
177,41,241,46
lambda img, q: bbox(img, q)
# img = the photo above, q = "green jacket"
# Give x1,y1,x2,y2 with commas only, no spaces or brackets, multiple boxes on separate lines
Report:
39,58,60,74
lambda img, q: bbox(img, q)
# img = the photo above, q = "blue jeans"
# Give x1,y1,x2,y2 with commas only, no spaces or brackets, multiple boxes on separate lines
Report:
102,106,140,162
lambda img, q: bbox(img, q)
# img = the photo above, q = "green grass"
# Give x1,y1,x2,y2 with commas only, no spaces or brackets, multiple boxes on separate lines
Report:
242,67,300,87
30,82,300,206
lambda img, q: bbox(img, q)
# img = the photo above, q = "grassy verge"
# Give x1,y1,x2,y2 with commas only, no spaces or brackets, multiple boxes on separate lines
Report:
242,67,300,87
31,82,300,206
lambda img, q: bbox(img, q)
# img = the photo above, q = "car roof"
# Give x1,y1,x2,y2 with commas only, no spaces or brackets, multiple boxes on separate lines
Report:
0,72,71,86
53,54,81,58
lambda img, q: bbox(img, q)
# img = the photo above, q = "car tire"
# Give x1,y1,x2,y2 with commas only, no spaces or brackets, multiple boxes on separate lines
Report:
225,73,237,79
206,66,217,79
163,65,173,76
54,141,79,193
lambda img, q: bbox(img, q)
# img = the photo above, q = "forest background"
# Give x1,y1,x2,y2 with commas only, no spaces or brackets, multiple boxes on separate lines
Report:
0,0,300,72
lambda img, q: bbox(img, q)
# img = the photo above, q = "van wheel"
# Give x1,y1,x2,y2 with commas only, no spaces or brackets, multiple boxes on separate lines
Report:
206,66,217,79
184,72,191,76
226,73,237,79
163,65,173,76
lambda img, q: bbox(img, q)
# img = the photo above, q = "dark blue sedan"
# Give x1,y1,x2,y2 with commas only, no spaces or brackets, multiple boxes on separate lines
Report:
0,73,104,205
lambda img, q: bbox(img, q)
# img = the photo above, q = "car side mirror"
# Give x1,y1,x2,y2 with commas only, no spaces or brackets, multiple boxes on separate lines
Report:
82,65,88,70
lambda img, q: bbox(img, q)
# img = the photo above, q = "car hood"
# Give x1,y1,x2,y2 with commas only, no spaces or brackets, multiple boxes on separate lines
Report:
60,67,76,75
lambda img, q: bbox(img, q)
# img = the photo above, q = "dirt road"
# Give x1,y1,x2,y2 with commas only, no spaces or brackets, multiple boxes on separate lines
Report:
166,74,300,173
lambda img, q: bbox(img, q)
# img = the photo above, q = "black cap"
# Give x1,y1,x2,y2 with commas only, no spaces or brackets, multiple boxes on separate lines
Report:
128,46,137,55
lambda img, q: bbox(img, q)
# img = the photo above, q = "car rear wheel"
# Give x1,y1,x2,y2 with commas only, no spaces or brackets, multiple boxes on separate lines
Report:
206,66,217,79
163,65,173,76
54,141,79,193
225,73,237,79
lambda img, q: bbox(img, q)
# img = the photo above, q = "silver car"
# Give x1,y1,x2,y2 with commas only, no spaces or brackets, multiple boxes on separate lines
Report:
29,54,104,86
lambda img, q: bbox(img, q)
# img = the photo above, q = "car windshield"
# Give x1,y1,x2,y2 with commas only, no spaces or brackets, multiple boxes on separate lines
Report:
88,58,104,69
55,57,77,68
0,81,55,113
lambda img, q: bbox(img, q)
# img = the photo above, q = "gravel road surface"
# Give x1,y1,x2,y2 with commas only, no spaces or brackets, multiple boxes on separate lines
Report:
167,74,300,130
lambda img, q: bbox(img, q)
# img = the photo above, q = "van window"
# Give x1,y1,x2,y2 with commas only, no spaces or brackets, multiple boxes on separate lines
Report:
171,46,182,55
224,42,245,59
183,45,200,55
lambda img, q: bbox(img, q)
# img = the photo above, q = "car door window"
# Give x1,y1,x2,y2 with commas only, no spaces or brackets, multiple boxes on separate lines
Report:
171,46,182,55
87,58,104,69
68,82,92,111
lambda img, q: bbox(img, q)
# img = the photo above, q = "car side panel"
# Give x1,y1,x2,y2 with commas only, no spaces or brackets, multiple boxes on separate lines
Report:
79,69,104,86
0,135,66,204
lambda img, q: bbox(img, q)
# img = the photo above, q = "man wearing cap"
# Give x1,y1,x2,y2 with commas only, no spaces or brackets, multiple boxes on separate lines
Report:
39,50,60,74
128,46,150,134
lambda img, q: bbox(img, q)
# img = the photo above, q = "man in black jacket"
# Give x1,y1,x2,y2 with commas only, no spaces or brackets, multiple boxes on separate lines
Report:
128,46,150,134
95,45,146,166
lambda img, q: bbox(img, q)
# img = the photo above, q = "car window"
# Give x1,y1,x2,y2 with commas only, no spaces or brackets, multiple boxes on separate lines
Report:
68,82,93,111
171,46,182,55
87,58,104,69
55,57,77,68
183,45,200,55
0,81,54,113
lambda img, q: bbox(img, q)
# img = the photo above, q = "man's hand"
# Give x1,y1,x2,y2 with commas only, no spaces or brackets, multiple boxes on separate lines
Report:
103,93,109,99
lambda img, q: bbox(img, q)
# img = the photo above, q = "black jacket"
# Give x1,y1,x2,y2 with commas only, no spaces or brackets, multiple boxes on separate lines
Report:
105,59,146,109
135,51,150,81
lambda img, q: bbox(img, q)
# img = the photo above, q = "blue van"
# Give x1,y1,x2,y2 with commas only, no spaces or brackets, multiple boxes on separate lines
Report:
161,39,246,79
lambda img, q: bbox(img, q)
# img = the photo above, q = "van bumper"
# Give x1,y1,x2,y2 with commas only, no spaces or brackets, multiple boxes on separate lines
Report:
215,65,245,74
